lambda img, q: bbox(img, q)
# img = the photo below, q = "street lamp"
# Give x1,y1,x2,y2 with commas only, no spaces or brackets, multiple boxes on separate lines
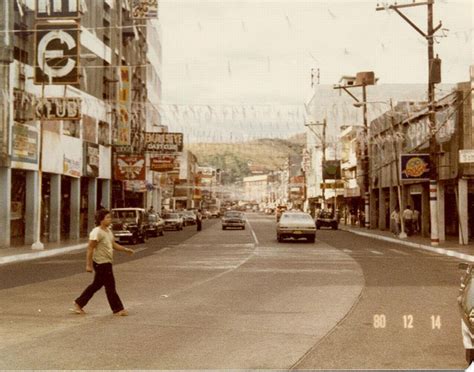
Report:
334,72,377,229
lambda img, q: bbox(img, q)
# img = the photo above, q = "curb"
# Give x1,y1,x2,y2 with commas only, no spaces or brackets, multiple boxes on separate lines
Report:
0,243,88,266
340,226,474,263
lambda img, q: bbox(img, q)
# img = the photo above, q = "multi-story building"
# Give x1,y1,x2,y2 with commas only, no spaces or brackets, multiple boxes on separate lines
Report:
0,1,161,248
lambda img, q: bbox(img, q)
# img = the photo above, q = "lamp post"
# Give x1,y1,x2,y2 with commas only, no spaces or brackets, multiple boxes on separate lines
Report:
334,72,377,228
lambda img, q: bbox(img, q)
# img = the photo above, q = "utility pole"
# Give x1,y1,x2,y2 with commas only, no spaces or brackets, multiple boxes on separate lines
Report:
376,0,442,245
305,119,327,209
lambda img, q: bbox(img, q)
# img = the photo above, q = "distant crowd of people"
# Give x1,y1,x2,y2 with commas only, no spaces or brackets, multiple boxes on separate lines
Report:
390,205,420,237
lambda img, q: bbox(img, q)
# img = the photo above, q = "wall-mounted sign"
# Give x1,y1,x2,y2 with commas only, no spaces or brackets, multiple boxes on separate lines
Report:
84,142,99,178
35,23,79,85
11,122,39,170
114,155,145,180
124,180,147,193
145,132,183,153
460,149,474,164
35,97,81,120
400,154,430,181
149,155,177,172
36,0,79,19
114,67,131,145
132,0,158,19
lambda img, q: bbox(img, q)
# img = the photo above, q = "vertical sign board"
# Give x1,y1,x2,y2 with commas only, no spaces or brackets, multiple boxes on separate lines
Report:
36,0,79,18
83,142,99,178
11,122,39,171
400,154,430,181
35,23,79,85
131,0,159,19
115,67,131,145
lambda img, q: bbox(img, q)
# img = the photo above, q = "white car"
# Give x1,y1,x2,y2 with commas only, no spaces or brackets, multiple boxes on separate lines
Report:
276,211,316,243
458,263,474,365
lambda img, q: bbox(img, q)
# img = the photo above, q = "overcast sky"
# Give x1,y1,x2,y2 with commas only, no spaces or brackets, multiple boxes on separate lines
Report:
159,0,473,141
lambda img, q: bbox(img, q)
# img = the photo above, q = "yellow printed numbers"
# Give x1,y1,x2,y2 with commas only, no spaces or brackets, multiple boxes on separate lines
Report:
372,315,442,329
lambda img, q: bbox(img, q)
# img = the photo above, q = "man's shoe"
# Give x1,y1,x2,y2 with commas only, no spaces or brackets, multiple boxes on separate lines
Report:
113,309,129,316
71,301,86,315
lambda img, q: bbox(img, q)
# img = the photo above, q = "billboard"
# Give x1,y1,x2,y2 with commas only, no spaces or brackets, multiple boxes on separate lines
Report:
149,155,178,172
400,154,430,181
145,132,183,153
35,23,79,85
114,155,146,181
11,122,39,170
131,0,158,19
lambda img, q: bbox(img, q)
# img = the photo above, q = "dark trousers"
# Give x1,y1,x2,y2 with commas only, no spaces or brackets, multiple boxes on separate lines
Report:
197,220,202,231
75,262,124,313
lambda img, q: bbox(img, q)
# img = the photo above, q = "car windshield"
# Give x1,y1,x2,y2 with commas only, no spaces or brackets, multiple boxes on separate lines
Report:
319,212,333,218
112,210,137,221
281,213,313,222
163,213,178,219
224,212,242,218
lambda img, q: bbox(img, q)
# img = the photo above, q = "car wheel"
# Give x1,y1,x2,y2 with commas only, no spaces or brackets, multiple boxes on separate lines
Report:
277,235,282,243
308,236,315,243
222,226,226,230
131,234,139,245
316,225,321,230
242,226,245,230
333,224,338,230
159,229,164,236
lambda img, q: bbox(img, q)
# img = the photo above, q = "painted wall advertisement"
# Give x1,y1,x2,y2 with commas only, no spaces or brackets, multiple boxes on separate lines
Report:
145,132,183,153
114,155,146,180
11,122,39,171
84,142,99,178
400,154,430,181
115,67,131,145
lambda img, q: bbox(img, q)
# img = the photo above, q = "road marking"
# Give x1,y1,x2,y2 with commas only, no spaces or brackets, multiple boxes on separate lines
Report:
133,247,147,253
0,243,88,266
343,249,352,254
370,250,383,255
390,248,409,256
247,219,260,246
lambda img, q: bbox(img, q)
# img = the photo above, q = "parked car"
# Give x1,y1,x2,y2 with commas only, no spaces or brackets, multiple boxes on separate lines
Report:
146,213,165,237
316,210,338,230
182,210,197,225
458,263,474,365
210,209,221,218
222,211,246,230
111,208,148,245
162,212,184,231
276,211,316,243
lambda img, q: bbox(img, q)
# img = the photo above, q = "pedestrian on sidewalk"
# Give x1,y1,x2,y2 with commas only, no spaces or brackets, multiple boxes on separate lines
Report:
413,208,420,234
390,207,401,236
196,209,203,231
402,205,414,236
73,209,134,316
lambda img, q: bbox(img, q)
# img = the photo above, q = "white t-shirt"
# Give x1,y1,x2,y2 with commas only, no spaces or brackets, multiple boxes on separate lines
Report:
89,226,115,264
403,209,414,221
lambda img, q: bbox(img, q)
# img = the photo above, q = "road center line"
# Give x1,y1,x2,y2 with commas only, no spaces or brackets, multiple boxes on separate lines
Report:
247,218,260,246
370,250,383,255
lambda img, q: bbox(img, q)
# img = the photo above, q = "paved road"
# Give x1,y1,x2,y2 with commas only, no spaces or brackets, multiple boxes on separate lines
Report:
0,213,467,369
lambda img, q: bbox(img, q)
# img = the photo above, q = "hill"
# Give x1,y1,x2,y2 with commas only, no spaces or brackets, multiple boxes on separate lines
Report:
186,135,305,183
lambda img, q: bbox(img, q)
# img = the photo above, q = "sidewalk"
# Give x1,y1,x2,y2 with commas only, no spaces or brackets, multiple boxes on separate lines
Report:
340,223,474,262
0,238,88,266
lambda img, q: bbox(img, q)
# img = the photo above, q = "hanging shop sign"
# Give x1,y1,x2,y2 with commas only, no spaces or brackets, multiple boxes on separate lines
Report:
149,155,177,172
36,0,79,19
114,155,146,181
35,97,81,120
400,154,430,181
83,142,99,178
460,149,474,164
124,180,147,193
35,23,79,85
114,67,131,145
322,160,342,180
62,135,82,178
11,122,39,170
145,132,183,153
132,0,158,19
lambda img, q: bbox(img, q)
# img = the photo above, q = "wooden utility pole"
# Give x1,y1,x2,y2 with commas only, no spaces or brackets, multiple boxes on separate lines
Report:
305,119,327,208
376,0,442,245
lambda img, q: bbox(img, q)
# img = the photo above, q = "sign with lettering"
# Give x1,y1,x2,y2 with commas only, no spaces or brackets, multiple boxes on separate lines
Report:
35,23,79,85
84,142,99,178
114,67,131,145
149,155,178,172
36,0,79,18
114,155,146,181
145,132,183,153
35,97,81,120
11,122,39,170
400,154,430,181
460,149,474,164
131,0,158,19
